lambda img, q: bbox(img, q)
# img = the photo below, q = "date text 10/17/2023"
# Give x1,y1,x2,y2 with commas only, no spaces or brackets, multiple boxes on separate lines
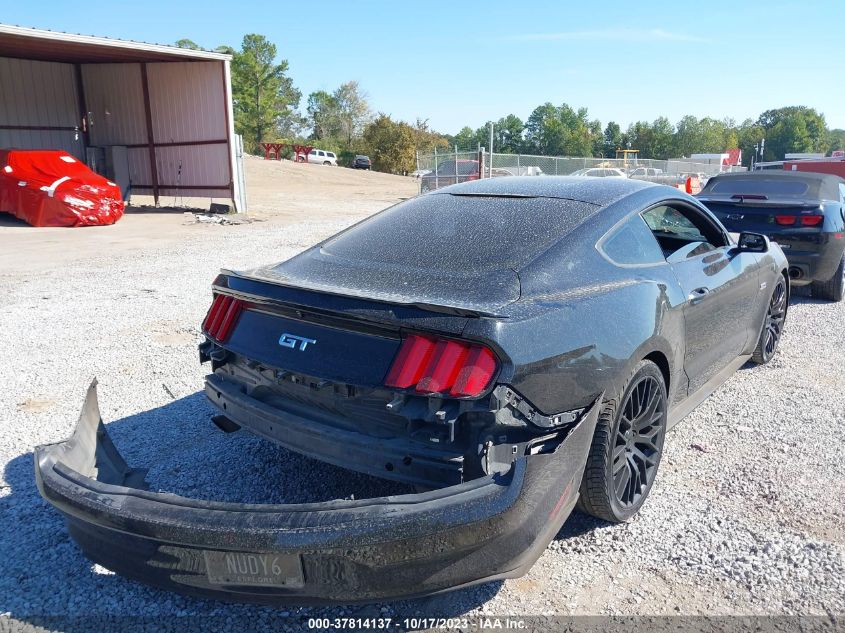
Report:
306,617,528,630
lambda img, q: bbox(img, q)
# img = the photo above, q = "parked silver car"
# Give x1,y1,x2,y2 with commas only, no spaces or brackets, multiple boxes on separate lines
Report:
628,167,664,179
306,149,338,166
570,167,628,178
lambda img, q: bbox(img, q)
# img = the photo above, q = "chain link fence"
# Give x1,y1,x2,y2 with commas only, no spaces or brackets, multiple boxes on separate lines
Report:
415,149,746,193
415,149,482,193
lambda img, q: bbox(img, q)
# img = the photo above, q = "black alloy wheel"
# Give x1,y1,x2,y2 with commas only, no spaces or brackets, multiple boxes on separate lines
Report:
612,374,665,509
578,360,667,523
751,276,787,364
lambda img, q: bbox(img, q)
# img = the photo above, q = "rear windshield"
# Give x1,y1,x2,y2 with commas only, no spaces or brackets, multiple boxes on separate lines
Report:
708,178,810,197
321,194,598,271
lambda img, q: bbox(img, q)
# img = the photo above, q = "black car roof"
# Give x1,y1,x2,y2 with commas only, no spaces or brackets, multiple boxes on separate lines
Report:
704,170,845,200
432,175,657,206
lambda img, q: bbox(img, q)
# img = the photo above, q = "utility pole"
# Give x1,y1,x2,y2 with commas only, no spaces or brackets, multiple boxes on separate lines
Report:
488,122,494,178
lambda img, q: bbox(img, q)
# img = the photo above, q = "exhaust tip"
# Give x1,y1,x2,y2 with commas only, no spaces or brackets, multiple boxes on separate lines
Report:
788,267,803,280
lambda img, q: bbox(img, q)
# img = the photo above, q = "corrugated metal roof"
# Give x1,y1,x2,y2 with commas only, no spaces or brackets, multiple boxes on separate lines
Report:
0,24,231,63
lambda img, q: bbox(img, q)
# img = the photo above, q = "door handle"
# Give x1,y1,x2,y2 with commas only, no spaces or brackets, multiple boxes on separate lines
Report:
688,287,710,303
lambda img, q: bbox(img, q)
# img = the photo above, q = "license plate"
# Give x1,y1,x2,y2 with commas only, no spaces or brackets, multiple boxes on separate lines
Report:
204,550,305,588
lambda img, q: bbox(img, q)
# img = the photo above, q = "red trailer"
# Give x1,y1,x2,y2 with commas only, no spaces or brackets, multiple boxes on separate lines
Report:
783,157,845,180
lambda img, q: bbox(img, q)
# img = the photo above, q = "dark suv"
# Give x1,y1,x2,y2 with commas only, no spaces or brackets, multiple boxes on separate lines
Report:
697,171,845,301
420,159,480,193
352,155,372,170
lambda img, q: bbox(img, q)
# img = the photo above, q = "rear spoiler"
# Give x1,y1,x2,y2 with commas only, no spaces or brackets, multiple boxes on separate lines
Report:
697,195,824,210
219,269,509,319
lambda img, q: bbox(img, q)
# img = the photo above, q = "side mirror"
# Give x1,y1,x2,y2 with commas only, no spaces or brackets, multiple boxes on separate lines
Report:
737,232,769,253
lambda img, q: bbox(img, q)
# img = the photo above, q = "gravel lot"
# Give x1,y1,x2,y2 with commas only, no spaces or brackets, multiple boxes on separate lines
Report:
0,161,843,628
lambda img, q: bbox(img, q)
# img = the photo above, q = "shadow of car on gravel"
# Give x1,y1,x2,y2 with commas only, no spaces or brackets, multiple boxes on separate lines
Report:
1,391,506,626
737,285,819,373
555,510,614,540
0,214,32,228
787,295,828,306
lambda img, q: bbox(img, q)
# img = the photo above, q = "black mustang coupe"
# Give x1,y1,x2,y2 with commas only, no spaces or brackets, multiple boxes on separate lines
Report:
36,177,789,604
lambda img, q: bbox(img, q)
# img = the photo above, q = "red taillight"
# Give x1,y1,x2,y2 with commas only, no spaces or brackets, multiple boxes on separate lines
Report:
384,334,497,398
202,294,227,332
202,293,245,342
775,215,796,225
416,339,470,394
800,215,823,226
450,345,498,397
383,334,436,388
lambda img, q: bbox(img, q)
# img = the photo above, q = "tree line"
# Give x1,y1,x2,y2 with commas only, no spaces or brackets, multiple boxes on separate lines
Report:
178,35,845,173
452,106,845,168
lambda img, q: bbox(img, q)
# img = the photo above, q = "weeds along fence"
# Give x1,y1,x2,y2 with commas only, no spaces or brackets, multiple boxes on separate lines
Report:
415,149,746,193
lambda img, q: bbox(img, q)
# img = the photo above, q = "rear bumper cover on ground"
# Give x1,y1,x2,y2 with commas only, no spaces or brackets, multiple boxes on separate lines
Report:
34,380,599,605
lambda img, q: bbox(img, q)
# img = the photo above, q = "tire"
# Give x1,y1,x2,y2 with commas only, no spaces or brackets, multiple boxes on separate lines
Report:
810,253,845,302
751,275,788,364
323,161,331,166
577,360,667,523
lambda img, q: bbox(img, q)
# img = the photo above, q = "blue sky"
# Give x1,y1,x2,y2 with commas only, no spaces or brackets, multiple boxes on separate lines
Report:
4,1,844,133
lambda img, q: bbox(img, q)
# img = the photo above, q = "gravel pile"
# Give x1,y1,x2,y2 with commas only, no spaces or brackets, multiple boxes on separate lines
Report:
0,215,843,627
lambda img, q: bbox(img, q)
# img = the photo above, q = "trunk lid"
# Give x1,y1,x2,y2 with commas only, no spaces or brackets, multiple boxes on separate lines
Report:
246,257,519,317
697,196,826,247
207,273,476,388
226,306,401,387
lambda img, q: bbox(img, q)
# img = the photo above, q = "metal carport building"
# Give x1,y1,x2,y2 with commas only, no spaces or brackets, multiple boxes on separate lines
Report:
0,24,244,211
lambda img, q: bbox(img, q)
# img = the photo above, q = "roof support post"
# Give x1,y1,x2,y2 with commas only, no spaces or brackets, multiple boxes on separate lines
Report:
221,60,235,207
139,62,160,206
72,64,89,151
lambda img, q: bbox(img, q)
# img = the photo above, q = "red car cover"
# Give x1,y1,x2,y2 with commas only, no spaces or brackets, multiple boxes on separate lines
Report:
0,150,124,227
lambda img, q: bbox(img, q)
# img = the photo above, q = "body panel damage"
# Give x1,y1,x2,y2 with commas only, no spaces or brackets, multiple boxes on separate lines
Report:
34,380,600,605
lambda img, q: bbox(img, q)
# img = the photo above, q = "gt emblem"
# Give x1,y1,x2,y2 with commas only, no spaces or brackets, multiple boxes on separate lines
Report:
278,333,317,351
727,213,744,221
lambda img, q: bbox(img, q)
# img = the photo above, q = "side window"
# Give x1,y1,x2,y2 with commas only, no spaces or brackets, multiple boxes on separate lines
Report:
641,204,727,258
601,214,666,265
318,151,326,157
309,150,317,156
